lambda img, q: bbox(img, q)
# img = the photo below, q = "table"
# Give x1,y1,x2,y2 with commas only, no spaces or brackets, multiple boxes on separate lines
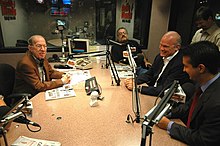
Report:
3,63,186,146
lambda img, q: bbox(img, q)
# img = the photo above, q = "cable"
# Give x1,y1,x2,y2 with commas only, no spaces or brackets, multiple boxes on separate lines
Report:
15,112,41,133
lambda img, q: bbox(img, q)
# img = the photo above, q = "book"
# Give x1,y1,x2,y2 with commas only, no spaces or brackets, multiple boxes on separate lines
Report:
45,84,76,101
11,136,61,146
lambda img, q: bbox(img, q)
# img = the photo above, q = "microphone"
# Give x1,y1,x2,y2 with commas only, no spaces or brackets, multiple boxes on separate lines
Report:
164,83,186,103
14,116,40,127
108,39,123,46
181,82,196,102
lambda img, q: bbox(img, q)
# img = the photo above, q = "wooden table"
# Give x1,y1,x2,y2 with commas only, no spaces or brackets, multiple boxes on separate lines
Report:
3,63,186,146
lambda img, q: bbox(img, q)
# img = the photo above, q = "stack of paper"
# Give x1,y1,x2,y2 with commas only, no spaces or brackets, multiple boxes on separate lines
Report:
11,136,61,146
45,84,76,101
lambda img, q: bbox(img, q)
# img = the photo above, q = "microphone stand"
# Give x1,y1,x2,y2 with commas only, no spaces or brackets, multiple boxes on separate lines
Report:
140,80,178,146
105,39,120,86
0,95,32,146
126,44,141,123
0,111,23,146
60,29,66,59
0,127,9,146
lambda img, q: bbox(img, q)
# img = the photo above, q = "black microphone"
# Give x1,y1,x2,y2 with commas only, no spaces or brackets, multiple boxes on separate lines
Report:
108,39,123,46
14,116,40,127
181,82,196,102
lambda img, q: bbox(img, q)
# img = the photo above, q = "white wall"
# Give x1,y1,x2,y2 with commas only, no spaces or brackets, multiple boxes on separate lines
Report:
146,0,171,62
0,1,29,46
115,0,137,42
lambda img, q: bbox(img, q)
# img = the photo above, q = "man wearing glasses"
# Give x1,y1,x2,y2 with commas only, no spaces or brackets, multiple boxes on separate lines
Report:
13,35,71,97
111,27,151,76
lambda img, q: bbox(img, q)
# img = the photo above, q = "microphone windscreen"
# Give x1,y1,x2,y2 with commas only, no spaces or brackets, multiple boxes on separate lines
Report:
0,106,11,119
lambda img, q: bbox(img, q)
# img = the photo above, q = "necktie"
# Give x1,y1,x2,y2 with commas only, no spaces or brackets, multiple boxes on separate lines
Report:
187,88,202,127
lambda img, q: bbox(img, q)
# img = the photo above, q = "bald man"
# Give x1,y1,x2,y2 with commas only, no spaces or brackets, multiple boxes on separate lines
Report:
125,31,191,96
13,35,71,97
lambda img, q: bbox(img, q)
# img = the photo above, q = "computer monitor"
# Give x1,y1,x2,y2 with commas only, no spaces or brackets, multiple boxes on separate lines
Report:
68,38,90,54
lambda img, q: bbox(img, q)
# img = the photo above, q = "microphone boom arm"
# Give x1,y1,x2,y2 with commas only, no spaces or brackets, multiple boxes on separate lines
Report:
140,80,179,146
126,44,141,123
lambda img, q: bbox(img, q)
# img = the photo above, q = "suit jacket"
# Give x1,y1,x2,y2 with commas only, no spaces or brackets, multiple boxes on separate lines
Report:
13,51,64,96
137,50,190,96
170,77,220,146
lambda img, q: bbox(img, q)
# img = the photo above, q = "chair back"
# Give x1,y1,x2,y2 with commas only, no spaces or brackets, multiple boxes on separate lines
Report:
0,63,15,98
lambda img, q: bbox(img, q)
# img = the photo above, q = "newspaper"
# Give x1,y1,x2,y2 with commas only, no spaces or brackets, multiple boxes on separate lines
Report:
55,69,91,85
110,64,133,78
45,84,76,101
11,136,61,146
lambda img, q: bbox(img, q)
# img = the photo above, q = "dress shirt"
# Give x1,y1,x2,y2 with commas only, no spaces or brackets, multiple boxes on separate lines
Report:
154,51,179,87
191,23,220,50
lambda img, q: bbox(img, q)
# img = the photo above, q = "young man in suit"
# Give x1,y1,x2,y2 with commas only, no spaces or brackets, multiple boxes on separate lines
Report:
13,35,71,97
157,41,220,145
125,31,190,96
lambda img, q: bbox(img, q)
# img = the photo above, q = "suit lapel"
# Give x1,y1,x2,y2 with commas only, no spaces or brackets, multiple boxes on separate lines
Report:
191,77,220,121
28,51,41,78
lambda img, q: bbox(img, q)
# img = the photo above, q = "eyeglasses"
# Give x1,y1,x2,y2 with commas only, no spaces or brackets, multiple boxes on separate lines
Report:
117,32,128,36
31,44,47,49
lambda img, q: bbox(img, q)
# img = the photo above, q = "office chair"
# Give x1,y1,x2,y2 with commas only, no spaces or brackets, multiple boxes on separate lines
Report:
0,64,15,99
0,63,31,106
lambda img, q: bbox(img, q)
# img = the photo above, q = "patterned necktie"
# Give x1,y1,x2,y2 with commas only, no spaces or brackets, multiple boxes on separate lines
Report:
187,88,202,127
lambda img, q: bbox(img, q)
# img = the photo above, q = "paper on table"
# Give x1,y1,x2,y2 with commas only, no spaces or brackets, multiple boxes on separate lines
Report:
56,69,91,85
45,84,76,101
11,136,61,146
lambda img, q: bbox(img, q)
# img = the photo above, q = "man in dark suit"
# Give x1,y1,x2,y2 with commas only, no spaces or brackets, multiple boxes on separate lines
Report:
157,41,220,145
125,31,190,96
13,35,71,97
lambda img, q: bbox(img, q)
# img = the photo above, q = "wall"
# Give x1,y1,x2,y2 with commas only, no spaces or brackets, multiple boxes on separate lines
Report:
115,0,138,42
0,1,29,46
146,0,171,62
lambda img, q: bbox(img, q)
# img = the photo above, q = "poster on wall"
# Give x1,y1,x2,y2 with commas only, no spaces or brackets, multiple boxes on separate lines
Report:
0,0,16,20
121,0,133,23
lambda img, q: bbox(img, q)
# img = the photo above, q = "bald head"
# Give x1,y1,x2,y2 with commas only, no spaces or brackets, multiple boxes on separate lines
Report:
28,35,46,45
163,31,182,46
159,31,182,57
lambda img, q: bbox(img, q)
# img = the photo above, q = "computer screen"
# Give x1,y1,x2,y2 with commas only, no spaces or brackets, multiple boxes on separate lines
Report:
62,0,71,5
68,38,90,54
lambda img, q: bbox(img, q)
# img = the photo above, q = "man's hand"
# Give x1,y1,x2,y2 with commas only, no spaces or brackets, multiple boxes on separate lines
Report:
61,74,71,84
124,78,133,91
157,116,170,130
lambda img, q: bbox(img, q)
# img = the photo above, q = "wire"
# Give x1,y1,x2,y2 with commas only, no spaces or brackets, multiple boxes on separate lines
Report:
21,112,41,133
